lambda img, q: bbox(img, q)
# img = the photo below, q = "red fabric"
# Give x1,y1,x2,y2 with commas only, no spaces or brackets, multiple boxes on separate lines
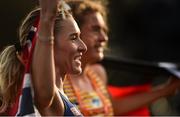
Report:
7,17,39,116
7,96,20,116
108,84,151,116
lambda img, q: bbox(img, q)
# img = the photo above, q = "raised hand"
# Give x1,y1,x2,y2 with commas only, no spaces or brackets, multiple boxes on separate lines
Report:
39,0,62,20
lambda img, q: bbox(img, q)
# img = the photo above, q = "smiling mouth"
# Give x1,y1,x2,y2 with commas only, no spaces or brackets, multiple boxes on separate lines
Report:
74,56,82,65
75,55,81,60
95,46,104,52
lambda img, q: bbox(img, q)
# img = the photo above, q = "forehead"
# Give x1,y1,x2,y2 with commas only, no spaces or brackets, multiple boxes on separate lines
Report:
82,12,108,31
60,17,80,34
83,12,106,28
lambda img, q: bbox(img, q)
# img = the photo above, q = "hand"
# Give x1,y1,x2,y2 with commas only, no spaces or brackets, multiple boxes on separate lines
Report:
37,0,63,37
160,76,180,96
39,0,62,19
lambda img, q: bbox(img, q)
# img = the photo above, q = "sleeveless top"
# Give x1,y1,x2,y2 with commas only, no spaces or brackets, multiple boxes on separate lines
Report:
63,67,114,116
7,90,83,116
59,92,83,116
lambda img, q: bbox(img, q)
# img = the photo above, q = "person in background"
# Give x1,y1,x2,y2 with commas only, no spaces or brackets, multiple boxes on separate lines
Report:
63,0,180,116
0,0,86,116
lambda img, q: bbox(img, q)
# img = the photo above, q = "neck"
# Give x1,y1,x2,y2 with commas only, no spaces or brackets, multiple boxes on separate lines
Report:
81,57,93,73
55,66,65,91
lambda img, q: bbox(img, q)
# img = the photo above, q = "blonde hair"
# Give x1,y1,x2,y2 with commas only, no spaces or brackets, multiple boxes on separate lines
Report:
0,6,72,113
0,45,24,113
0,8,40,113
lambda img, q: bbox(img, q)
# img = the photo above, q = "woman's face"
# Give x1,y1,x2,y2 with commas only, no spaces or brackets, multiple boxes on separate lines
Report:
80,12,108,64
54,17,87,75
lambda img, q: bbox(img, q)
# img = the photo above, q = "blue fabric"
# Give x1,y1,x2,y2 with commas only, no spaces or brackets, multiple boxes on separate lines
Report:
15,74,36,116
15,73,83,116
16,87,35,116
59,93,83,116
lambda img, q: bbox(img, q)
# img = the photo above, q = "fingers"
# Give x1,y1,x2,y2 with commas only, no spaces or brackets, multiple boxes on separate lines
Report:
38,0,62,20
168,76,180,86
163,76,180,96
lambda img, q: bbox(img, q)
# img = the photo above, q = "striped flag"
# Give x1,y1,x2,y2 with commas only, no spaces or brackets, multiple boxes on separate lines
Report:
16,74,37,116
9,17,40,116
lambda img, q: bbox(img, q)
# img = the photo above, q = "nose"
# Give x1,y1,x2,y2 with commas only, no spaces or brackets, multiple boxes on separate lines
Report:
99,31,108,43
78,39,87,53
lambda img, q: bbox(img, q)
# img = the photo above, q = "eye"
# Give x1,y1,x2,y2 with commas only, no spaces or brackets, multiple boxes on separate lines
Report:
70,34,78,40
92,25,108,35
92,26,101,33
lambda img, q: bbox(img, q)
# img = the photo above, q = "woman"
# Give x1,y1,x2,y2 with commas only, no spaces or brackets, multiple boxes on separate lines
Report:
0,0,86,116
63,0,180,116
64,0,113,116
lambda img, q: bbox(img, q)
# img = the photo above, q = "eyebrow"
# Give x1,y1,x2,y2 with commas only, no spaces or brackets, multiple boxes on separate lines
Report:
92,25,108,33
69,33,79,37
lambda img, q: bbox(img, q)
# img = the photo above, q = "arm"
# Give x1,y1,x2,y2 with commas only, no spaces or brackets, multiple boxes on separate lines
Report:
111,77,180,115
91,64,180,115
32,0,63,115
32,8,56,108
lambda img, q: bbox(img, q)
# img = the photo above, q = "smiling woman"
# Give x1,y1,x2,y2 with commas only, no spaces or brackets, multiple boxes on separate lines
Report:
54,16,86,75
0,0,86,116
63,0,113,116
63,0,180,116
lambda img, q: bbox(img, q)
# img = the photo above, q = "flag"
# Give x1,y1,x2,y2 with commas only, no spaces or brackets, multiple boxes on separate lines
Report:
9,16,40,116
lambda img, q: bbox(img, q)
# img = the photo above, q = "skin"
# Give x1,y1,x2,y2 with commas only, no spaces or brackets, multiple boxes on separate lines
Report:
70,12,108,91
31,0,87,115
54,17,87,78
80,12,108,66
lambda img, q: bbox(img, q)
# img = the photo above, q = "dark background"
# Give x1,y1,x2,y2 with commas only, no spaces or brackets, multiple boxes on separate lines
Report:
0,0,38,50
108,0,180,63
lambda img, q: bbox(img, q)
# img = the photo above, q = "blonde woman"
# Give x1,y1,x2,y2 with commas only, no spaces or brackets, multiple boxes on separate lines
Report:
0,0,86,116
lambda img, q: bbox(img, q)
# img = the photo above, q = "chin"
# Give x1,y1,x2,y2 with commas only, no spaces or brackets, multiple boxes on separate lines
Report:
72,67,82,75
93,53,104,62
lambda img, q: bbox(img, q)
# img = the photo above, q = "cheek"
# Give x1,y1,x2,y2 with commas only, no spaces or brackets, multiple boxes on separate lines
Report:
54,42,68,64
88,42,96,53
65,44,77,59
81,31,95,42
82,37,94,48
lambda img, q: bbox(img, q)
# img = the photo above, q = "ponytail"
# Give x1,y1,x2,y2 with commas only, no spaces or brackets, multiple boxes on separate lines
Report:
0,45,24,113
0,8,40,113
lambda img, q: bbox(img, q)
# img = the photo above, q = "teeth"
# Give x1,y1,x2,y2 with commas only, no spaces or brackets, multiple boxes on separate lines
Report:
97,47,103,52
77,56,81,60
75,56,81,60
